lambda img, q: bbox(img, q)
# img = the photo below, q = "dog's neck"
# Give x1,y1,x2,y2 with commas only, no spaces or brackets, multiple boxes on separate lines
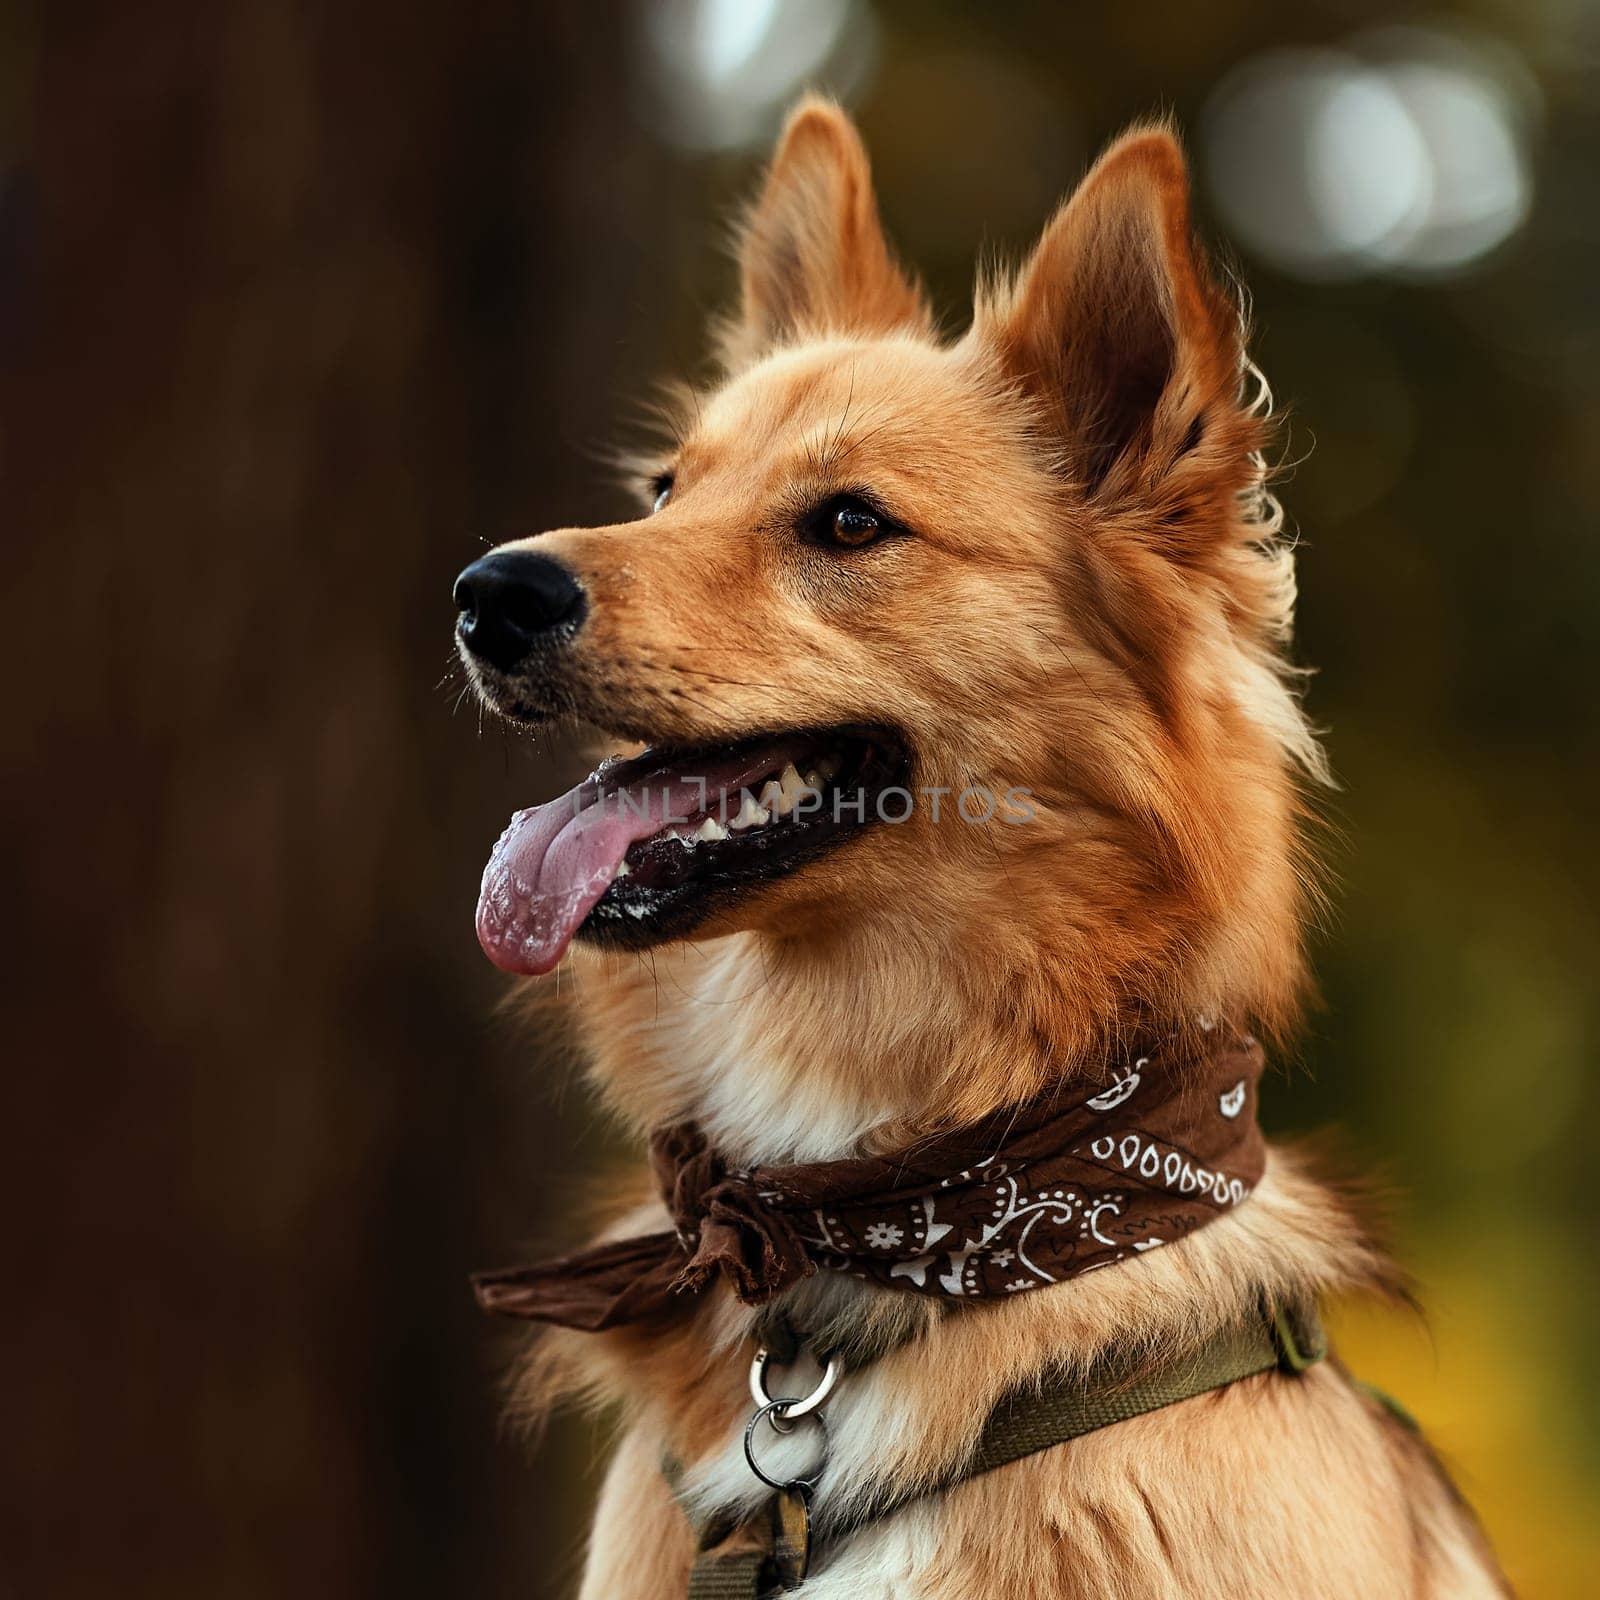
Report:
571,916,1214,1168
539,927,1384,1522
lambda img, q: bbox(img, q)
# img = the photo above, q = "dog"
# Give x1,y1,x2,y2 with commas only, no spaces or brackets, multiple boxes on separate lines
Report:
454,98,1509,1599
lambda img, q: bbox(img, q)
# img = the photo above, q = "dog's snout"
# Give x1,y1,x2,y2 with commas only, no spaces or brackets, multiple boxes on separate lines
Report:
454,550,586,670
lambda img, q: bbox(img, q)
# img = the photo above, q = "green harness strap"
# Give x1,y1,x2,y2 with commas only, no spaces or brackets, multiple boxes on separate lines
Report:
685,1299,1326,1598
687,1549,769,1600
956,1298,1323,1488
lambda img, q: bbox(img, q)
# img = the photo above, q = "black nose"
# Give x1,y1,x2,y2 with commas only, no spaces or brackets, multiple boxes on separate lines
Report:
453,550,585,670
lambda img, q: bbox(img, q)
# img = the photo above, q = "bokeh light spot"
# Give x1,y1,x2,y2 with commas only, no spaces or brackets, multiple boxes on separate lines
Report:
1203,28,1536,282
1308,72,1431,261
637,0,875,152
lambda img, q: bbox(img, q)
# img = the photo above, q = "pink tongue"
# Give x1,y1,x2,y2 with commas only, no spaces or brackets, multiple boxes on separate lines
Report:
475,745,787,975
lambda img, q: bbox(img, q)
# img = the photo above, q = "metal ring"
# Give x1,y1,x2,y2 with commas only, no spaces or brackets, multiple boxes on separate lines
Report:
748,1348,843,1421
743,1400,829,1493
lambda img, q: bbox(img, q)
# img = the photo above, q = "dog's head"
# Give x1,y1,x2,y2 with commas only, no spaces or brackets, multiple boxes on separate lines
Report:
458,101,1324,1046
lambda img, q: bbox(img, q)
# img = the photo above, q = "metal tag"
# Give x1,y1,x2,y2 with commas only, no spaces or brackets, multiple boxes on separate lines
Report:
768,1487,812,1589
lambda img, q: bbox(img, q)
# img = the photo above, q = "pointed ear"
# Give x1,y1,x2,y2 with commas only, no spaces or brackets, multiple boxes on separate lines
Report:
986,126,1251,504
719,98,929,370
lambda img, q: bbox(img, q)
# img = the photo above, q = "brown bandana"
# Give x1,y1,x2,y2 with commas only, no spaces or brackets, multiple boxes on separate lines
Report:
474,1029,1267,1332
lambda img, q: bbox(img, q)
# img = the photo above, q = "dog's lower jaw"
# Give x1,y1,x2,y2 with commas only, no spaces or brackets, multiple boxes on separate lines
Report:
562,1150,1509,1600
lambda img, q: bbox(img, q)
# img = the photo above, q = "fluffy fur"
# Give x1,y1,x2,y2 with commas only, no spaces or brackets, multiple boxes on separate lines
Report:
479,101,1509,1597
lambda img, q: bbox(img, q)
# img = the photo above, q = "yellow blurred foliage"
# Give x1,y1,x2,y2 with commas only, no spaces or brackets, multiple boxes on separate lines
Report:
1330,1244,1599,1600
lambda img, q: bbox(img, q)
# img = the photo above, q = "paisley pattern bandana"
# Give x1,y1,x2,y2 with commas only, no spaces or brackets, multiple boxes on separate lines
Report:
473,1029,1266,1331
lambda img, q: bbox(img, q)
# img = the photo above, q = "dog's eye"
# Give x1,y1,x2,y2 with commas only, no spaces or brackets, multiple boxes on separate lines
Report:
651,475,674,513
820,495,891,549
799,492,904,551
831,504,879,546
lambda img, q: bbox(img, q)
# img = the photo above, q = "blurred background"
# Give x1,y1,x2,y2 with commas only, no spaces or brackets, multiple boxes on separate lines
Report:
4,0,1596,1594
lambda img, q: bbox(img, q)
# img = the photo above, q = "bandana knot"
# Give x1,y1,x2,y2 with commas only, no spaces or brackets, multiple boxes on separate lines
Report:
651,1124,816,1303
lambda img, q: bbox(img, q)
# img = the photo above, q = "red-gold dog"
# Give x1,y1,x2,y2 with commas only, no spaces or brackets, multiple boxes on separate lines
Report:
456,99,1508,1599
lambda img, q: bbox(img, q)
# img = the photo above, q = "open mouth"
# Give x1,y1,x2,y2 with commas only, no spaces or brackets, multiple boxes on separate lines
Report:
475,726,909,974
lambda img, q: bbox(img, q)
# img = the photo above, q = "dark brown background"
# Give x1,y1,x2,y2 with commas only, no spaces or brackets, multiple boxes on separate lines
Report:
4,2,1596,1596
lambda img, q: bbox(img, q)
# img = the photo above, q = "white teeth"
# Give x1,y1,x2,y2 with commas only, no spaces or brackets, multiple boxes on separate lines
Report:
737,763,821,825
694,817,729,842
731,792,770,830
614,859,631,878
774,763,807,815
715,761,833,834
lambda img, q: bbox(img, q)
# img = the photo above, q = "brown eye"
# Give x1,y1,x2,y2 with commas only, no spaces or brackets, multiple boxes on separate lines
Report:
651,476,673,513
829,502,881,547
804,492,902,551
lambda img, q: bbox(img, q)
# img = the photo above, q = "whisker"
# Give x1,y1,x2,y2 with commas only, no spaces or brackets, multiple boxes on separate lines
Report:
633,652,792,696
1024,623,1113,717
819,365,859,473
828,408,900,471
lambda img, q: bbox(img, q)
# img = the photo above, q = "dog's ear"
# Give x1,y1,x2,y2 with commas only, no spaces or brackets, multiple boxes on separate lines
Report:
719,98,929,371
985,126,1256,518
